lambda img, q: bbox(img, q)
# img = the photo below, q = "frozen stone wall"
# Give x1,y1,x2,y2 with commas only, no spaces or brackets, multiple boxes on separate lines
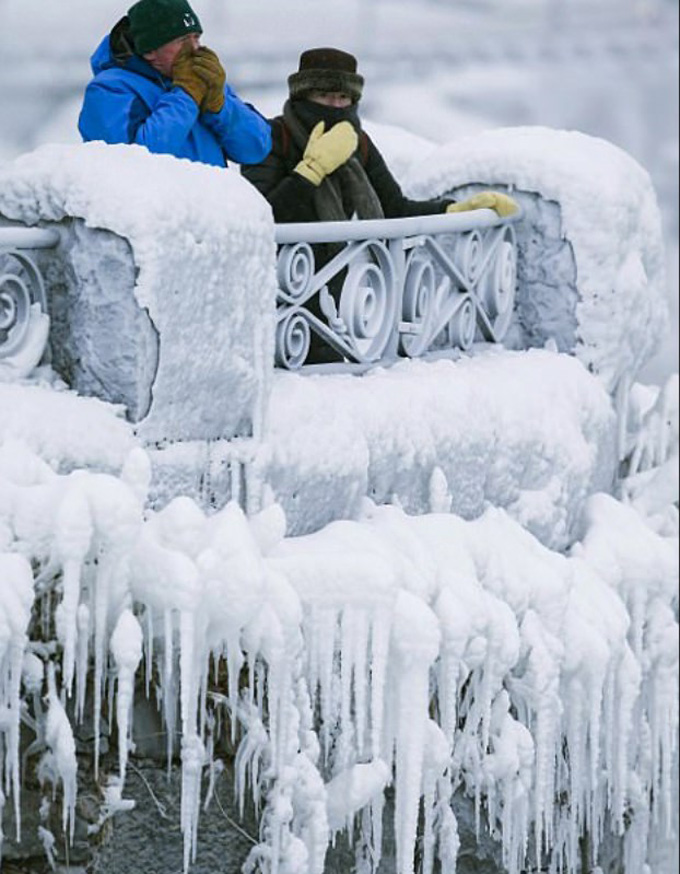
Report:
36,219,159,421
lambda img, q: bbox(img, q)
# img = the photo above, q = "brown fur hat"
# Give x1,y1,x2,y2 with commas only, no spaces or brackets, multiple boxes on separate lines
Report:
288,47,364,103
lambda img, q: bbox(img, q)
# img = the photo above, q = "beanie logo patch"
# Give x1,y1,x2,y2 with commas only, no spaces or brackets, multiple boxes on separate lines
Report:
183,13,197,27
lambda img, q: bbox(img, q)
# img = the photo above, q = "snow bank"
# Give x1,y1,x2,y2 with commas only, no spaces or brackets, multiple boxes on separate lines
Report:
0,142,279,442
406,126,669,393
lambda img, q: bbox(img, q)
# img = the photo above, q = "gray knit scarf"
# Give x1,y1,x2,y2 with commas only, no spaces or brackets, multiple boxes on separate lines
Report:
283,100,384,222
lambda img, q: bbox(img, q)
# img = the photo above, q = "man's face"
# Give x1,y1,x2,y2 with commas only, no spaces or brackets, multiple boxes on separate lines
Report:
308,91,352,109
144,32,201,78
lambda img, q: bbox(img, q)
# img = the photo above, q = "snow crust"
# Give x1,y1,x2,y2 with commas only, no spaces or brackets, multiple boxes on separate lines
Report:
405,126,669,392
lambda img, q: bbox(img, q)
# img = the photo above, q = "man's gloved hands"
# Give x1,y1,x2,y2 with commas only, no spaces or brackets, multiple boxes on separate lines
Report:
447,191,519,218
295,121,359,186
172,45,208,108
192,46,226,113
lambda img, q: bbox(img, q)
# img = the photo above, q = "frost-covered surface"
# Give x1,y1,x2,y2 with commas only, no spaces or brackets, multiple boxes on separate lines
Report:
36,221,160,421
261,349,618,550
0,67,676,874
0,376,135,474
0,381,677,872
0,143,278,442
405,126,669,393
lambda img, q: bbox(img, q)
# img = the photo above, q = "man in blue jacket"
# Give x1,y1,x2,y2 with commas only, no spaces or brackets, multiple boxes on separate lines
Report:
78,0,271,168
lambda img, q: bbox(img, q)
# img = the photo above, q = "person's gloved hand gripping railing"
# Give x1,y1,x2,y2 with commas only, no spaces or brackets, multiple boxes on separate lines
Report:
447,191,519,218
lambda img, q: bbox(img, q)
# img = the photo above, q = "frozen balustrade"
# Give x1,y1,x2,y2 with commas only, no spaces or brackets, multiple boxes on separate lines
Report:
0,127,668,505
0,225,58,379
274,210,519,369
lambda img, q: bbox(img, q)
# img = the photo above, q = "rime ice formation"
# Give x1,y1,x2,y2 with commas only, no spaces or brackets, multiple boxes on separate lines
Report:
404,126,669,395
0,375,677,873
0,126,676,874
261,348,618,547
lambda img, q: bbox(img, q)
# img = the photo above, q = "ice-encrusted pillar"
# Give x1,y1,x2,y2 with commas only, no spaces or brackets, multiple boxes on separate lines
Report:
0,142,279,446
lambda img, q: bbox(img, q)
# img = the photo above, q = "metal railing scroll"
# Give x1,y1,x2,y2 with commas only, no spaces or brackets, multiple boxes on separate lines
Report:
273,208,520,371
0,227,59,373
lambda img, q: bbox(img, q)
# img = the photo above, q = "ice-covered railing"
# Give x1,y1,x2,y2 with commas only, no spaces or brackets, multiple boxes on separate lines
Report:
0,226,58,380
273,210,520,370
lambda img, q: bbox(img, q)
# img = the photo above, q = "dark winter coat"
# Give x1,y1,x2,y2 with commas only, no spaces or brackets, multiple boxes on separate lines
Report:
240,99,452,223
78,18,271,168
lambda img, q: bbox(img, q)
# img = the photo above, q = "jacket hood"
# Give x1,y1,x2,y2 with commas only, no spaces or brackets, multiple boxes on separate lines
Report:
90,15,162,81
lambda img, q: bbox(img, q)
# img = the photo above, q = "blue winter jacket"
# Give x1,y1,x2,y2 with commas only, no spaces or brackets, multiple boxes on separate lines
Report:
78,31,271,167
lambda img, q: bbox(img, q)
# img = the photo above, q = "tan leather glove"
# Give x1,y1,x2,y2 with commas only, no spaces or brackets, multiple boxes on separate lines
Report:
172,46,208,108
447,191,519,218
192,46,226,114
294,121,359,186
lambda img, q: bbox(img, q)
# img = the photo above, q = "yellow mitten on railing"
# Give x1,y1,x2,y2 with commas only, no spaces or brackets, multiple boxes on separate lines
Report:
447,191,519,218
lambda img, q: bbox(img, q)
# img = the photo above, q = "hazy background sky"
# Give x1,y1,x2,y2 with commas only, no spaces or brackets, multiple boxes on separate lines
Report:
0,0,676,382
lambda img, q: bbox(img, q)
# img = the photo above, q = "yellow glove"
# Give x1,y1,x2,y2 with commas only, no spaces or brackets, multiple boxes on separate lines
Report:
294,121,359,186
192,46,226,114
447,191,519,218
172,45,208,108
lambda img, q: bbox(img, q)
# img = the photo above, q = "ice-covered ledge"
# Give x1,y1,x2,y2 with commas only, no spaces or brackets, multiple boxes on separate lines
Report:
258,348,619,550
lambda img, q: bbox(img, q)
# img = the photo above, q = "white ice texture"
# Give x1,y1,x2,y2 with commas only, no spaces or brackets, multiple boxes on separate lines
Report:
0,128,676,874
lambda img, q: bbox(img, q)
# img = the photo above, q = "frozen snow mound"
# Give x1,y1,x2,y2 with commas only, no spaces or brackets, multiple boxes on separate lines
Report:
0,142,279,443
405,125,669,393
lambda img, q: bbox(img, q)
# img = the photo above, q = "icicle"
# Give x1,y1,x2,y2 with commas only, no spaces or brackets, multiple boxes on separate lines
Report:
612,646,641,835
225,636,245,745
369,607,390,762
351,609,370,760
391,592,440,874
337,608,356,773
92,550,112,780
54,487,92,697
145,608,153,699
181,734,205,873
316,609,339,764
75,604,90,724
45,663,77,842
428,467,451,514
0,553,35,844
110,609,143,783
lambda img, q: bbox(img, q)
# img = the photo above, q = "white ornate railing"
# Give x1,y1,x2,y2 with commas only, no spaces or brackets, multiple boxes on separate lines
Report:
274,209,520,370
0,227,59,369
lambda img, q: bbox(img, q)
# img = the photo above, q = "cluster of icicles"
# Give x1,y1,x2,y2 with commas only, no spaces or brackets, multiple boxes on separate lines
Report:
0,428,677,874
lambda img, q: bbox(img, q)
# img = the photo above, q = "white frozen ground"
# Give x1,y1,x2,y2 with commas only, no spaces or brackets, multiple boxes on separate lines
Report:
0,1,678,873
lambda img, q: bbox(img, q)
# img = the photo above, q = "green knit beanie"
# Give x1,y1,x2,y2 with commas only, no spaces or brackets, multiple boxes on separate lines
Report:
128,0,202,55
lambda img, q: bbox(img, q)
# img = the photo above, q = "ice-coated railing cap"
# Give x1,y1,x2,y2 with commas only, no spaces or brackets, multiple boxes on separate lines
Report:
0,227,60,250
274,207,521,244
